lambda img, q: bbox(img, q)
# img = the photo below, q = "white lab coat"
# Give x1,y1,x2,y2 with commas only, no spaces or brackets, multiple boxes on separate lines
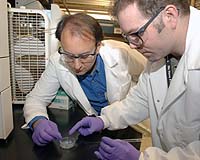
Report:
100,7,200,159
23,40,146,125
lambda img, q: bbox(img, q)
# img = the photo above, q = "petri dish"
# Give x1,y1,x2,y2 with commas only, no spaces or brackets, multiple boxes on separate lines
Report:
59,136,76,149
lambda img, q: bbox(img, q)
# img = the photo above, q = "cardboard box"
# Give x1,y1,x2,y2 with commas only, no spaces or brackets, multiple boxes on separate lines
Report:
48,87,73,110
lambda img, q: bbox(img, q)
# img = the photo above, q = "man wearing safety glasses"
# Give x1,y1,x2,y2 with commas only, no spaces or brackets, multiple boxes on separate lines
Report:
23,13,146,146
69,0,200,160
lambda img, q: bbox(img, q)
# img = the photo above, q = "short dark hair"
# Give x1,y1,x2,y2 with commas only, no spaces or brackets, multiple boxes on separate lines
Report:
55,13,103,43
112,0,190,18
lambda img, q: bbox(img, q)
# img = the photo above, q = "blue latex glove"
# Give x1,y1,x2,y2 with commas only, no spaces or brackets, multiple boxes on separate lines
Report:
69,116,104,136
94,137,140,160
32,119,62,146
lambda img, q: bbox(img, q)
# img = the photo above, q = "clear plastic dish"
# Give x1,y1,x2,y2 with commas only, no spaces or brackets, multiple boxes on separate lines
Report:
59,136,77,149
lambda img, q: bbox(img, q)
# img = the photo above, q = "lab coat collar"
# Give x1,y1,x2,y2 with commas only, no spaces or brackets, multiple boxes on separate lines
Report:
99,44,119,68
159,6,200,114
149,56,187,116
61,71,98,115
185,7,200,70
161,54,187,114
99,46,121,102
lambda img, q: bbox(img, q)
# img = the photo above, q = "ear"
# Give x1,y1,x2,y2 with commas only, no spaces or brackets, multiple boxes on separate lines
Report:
95,41,102,54
162,5,179,29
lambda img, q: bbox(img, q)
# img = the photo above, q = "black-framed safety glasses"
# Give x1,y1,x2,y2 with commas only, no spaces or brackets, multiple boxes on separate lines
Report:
58,46,97,63
122,7,165,48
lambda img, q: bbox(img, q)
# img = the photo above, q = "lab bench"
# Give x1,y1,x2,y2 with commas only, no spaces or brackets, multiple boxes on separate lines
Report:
0,104,142,160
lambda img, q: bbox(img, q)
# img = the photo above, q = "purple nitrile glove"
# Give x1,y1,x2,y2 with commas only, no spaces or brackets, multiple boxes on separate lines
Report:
69,116,104,136
94,136,140,160
32,119,62,146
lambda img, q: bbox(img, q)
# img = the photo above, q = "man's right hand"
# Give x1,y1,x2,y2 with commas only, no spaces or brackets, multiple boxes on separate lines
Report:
32,119,62,146
69,116,104,136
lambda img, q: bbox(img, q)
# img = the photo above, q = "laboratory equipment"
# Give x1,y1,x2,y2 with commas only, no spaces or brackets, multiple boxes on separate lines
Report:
7,4,62,104
0,0,13,139
59,136,77,149
59,131,79,149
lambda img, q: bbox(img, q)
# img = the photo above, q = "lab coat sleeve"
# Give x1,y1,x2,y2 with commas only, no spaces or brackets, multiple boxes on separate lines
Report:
23,55,61,125
139,141,200,160
100,70,149,130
